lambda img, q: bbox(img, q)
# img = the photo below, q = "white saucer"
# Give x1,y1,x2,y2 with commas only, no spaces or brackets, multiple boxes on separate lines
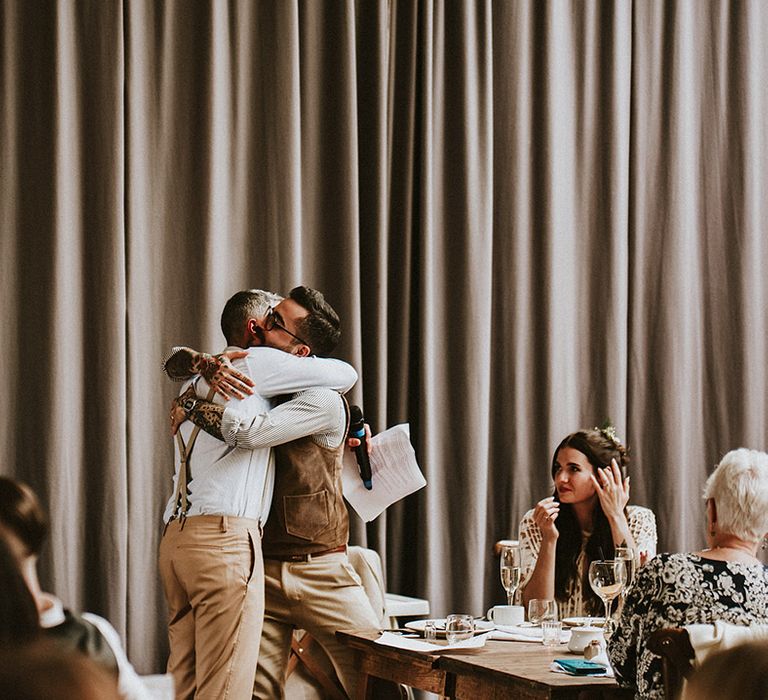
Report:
562,617,606,628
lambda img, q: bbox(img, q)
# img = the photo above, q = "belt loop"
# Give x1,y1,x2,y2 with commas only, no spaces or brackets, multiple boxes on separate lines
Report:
221,515,228,532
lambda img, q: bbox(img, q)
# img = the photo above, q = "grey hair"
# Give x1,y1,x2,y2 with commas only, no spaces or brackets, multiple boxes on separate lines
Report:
220,289,283,345
703,448,768,542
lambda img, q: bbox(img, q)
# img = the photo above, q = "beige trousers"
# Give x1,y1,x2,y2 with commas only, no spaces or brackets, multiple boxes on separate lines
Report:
159,515,264,700
253,551,381,699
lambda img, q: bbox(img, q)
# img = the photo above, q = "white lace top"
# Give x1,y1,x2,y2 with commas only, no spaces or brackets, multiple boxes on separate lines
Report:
518,505,657,618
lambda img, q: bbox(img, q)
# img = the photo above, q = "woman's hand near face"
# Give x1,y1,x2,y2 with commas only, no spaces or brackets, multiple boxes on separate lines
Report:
533,496,560,541
590,458,630,522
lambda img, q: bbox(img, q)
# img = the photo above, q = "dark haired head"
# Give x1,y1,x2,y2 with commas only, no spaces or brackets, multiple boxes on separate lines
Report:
0,478,48,557
550,428,629,480
287,286,341,357
550,428,630,614
0,640,120,700
0,536,41,646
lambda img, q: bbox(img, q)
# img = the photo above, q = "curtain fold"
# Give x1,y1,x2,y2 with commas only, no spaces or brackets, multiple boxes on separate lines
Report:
1,0,766,671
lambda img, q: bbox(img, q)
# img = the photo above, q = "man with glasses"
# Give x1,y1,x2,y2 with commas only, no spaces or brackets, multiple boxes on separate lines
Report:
160,287,365,700
164,286,381,700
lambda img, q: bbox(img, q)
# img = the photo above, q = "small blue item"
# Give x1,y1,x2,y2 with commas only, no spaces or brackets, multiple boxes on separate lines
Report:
554,658,606,675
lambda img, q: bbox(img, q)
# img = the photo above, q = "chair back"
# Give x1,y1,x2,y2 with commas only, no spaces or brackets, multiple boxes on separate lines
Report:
647,628,695,699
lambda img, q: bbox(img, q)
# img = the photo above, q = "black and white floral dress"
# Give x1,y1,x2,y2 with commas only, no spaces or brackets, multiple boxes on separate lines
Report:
608,552,768,699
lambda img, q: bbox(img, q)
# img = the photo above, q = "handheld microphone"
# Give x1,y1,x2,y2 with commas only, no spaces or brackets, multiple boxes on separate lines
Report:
348,405,373,490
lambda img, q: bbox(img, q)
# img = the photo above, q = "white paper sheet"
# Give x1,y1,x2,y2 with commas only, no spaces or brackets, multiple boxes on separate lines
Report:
342,424,427,522
374,631,491,653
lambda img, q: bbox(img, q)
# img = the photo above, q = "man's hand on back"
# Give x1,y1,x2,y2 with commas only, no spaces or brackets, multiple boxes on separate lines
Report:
195,350,255,400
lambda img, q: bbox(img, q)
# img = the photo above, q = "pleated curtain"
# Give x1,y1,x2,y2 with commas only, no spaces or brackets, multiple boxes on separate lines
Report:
0,0,765,670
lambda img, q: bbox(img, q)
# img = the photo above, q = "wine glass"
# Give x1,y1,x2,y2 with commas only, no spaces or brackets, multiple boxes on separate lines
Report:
588,560,626,637
527,599,557,625
499,545,521,606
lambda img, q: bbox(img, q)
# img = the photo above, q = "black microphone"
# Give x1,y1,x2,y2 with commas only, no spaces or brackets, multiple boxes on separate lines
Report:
348,405,373,490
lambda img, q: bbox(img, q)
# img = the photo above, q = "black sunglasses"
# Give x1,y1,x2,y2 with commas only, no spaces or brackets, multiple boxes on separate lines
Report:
264,307,311,349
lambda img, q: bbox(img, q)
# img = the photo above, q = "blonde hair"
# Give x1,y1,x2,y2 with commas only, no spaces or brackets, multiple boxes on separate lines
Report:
703,448,768,542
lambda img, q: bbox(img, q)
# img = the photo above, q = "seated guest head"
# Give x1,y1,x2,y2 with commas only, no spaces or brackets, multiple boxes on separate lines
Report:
703,448,768,547
682,639,768,700
0,536,40,646
0,640,120,700
0,476,47,597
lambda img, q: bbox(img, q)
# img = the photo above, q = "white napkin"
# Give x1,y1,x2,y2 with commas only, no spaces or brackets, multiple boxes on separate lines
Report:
375,631,492,653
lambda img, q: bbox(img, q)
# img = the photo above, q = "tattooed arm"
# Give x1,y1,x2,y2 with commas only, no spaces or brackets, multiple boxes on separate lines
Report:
164,347,254,400
171,385,225,441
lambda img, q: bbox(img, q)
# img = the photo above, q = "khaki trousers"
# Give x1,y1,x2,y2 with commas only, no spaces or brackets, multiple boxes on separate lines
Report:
159,515,264,700
253,552,381,699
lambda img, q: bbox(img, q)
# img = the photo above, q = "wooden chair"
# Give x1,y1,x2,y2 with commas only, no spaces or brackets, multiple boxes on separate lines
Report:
647,627,695,700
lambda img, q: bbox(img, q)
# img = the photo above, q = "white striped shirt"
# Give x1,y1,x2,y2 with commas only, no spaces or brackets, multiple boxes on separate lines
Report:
220,387,346,450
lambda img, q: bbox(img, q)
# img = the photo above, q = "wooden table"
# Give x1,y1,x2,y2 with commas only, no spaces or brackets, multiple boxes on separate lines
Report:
337,630,450,697
337,630,626,699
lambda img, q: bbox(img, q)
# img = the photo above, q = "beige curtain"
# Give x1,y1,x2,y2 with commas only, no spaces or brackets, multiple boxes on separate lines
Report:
1,0,766,672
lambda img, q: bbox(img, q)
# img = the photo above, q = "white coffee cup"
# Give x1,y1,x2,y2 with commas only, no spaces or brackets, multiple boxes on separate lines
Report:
486,604,525,626
567,626,604,654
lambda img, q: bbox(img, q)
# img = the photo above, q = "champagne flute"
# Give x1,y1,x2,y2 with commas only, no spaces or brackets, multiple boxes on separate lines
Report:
588,560,626,638
499,545,521,606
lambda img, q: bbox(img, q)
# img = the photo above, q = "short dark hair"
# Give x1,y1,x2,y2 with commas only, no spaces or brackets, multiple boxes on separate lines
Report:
288,286,341,357
0,478,48,557
220,289,281,345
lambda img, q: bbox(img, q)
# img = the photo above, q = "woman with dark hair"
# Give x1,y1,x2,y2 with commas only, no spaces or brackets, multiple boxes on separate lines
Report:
0,477,150,700
519,426,657,618
0,536,40,647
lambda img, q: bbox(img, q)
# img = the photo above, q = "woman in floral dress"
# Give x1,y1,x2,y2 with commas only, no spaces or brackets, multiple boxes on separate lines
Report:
609,448,768,698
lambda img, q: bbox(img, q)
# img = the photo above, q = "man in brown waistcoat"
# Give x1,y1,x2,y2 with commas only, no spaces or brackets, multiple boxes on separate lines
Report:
167,286,381,699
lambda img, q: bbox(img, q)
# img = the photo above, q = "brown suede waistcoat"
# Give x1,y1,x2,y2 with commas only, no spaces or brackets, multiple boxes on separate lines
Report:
262,399,350,557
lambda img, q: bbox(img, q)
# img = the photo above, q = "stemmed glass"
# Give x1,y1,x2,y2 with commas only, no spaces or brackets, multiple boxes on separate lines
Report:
499,545,521,606
614,546,636,610
588,560,626,638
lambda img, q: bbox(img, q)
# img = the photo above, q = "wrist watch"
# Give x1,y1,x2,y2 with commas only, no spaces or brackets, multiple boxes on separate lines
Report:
180,396,198,415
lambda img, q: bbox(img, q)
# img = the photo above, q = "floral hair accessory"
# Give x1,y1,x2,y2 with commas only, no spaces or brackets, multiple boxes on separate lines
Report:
594,421,622,448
